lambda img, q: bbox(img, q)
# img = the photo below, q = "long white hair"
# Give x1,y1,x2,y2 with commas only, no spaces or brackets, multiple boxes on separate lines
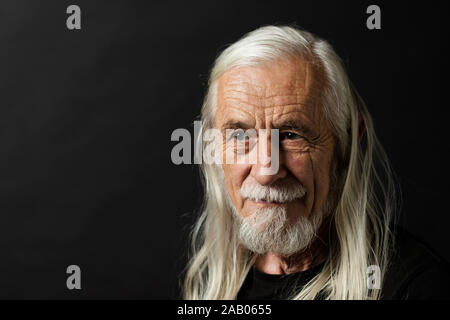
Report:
183,25,398,300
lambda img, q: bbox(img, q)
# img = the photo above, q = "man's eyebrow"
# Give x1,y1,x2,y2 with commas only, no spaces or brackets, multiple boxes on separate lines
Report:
275,121,316,136
220,121,254,130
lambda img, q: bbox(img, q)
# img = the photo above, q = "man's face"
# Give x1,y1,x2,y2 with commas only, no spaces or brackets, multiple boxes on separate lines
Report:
215,57,336,226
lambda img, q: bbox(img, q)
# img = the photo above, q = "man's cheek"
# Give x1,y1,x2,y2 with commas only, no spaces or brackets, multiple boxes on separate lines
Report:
224,164,247,205
286,154,315,211
285,154,312,184
222,166,234,198
309,153,334,215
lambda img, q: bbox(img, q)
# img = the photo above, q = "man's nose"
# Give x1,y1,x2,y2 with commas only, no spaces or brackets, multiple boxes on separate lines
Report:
250,133,286,185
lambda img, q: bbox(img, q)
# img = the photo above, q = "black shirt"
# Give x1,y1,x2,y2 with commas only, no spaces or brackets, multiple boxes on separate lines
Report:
237,227,450,300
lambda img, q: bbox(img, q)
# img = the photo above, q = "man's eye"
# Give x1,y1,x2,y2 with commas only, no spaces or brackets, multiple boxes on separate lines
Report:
280,131,303,140
230,130,248,141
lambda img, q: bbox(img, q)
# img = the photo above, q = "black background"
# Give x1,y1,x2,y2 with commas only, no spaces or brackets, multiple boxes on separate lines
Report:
0,0,448,299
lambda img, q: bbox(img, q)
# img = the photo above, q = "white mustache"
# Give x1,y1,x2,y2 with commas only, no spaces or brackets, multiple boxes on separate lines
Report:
240,180,306,203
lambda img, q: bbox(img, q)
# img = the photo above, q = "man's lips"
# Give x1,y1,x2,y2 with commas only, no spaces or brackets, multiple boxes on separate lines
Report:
247,198,283,206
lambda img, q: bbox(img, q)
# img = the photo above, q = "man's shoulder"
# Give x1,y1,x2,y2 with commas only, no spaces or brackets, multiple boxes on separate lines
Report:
381,226,450,299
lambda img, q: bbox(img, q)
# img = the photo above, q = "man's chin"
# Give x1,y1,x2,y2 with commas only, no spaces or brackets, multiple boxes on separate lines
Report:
237,214,320,257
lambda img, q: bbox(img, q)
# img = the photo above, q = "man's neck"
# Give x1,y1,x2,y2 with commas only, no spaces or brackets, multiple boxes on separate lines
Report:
254,242,328,275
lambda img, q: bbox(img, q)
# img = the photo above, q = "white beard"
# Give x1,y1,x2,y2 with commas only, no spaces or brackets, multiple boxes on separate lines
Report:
230,203,323,256
226,179,328,256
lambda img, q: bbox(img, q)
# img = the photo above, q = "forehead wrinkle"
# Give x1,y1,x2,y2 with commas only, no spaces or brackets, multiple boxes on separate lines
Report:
223,87,319,110
271,109,310,121
224,88,313,100
222,88,264,104
224,96,313,110
221,78,265,98
221,104,257,120
222,77,322,110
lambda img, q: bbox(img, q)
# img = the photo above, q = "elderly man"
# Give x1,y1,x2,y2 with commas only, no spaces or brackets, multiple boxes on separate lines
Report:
183,25,450,299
